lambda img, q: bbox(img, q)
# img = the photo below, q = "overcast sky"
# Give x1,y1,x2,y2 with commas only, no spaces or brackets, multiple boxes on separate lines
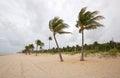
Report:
0,0,120,53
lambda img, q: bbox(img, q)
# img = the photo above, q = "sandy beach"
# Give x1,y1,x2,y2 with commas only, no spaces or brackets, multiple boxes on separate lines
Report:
0,54,120,78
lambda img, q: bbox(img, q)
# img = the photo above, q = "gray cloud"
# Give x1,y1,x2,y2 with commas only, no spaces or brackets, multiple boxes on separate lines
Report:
0,0,120,53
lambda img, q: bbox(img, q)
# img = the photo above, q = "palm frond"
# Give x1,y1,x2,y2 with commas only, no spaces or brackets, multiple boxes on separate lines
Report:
49,20,54,31
91,11,99,16
40,42,44,47
76,7,104,30
91,16,104,21
58,31,72,34
49,17,71,35
76,21,81,28
49,17,62,31
36,40,42,45
54,24,63,32
79,7,87,21
84,11,91,17
85,23,103,30
80,7,87,16
54,18,63,27
54,23,67,32
52,17,59,25
92,21,104,26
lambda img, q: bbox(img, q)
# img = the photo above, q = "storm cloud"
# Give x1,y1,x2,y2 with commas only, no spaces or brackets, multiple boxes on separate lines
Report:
0,0,120,53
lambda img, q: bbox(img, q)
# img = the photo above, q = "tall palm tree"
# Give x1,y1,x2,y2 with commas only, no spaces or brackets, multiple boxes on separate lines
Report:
76,7,104,61
48,36,52,49
49,17,71,62
35,40,41,56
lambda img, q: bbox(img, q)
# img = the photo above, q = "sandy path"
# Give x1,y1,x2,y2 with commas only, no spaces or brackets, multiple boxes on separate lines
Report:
0,54,120,78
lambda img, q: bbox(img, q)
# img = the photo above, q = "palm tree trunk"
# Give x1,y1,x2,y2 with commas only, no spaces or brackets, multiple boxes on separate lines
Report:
53,34,64,62
29,50,30,55
49,40,50,50
32,49,33,53
80,30,84,61
36,45,38,56
25,51,27,55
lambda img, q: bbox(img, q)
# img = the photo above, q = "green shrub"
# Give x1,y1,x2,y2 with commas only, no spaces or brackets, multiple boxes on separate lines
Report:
107,48,119,56
63,51,79,55
84,50,96,57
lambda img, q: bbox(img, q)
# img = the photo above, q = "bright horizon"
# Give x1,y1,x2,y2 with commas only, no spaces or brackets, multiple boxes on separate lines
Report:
0,0,120,53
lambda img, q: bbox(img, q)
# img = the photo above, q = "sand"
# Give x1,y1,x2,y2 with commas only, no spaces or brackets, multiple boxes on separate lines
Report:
0,53,120,78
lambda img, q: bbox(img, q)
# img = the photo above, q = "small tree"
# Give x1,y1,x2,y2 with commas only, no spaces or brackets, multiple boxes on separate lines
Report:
29,44,34,54
35,40,42,56
25,45,29,55
49,36,52,50
40,42,44,53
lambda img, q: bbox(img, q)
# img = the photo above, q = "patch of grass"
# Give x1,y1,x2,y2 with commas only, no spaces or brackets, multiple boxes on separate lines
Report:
84,50,100,57
99,48,119,58
107,48,119,56
63,51,79,55
46,52,57,55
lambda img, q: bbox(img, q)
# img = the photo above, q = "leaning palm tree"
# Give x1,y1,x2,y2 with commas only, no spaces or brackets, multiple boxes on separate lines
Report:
76,7,104,61
48,36,52,49
35,40,41,56
49,17,71,62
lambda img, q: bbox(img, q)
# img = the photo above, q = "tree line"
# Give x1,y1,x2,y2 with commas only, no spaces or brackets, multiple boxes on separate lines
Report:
45,40,120,53
22,40,120,55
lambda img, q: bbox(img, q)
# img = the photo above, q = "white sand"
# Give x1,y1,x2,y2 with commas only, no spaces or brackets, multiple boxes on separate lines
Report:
0,54,120,78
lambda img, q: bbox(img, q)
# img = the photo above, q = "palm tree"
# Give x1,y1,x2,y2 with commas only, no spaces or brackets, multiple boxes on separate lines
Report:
49,17,71,62
40,42,44,52
29,44,34,54
76,7,104,61
35,40,42,56
25,45,29,55
48,36,52,49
